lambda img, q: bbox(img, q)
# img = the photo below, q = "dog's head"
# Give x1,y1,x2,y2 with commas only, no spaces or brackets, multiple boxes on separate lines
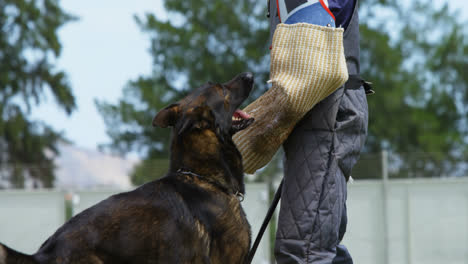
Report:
153,72,254,138
152,72,254,194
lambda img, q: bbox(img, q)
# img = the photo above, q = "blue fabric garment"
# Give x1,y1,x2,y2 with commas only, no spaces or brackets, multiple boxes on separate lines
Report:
328,0,356,29
284,2,335,27
281,0,356,30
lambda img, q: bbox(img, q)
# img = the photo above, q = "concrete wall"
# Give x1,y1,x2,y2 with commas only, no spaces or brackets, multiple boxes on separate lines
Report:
343,178,468,264
0,190,66,254
0,184,271,264
1,178,468,264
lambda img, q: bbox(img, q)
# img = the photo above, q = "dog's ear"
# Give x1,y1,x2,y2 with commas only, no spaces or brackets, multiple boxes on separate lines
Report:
152,104,180,128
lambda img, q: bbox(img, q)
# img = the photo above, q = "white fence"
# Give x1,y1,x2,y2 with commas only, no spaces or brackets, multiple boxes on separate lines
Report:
343,178,468,264
0,184,271,264
1,178,468,264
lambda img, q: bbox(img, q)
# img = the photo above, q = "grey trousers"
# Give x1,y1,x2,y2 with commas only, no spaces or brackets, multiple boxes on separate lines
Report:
275,84,368,263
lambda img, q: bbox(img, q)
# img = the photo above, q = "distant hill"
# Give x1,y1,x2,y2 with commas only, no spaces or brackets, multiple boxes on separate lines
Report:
53,143,138,189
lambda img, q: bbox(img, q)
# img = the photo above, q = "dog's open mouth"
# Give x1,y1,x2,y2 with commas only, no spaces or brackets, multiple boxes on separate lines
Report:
231,109,254,134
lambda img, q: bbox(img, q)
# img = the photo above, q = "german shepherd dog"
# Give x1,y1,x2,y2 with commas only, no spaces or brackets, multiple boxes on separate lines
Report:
0,72,255,264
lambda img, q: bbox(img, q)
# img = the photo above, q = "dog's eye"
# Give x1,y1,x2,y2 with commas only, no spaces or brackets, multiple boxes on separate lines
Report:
224,95,230,111
195,120,210,130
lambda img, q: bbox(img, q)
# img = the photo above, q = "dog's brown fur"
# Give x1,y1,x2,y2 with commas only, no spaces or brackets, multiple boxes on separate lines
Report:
0,72,255,264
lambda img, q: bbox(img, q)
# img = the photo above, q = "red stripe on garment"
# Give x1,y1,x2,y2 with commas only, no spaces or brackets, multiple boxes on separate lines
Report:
276,0,282,22
319,0,336,20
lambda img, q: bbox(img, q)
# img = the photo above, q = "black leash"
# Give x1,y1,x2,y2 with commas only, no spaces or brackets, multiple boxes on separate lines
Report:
245,178,284,264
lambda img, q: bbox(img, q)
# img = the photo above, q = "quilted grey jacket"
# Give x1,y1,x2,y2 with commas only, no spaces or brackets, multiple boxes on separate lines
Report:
269,1,369,263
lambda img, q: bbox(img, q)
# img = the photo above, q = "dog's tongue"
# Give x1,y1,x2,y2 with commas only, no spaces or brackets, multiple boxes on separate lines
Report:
234,109,251,119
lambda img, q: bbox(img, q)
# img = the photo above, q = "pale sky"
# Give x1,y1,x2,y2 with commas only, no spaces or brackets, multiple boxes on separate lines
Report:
31,0,468,153
31,0,166,152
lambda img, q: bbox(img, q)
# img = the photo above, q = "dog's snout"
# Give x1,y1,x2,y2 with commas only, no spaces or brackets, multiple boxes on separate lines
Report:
241,72,254,83
223,72,254,100
225,72,254,88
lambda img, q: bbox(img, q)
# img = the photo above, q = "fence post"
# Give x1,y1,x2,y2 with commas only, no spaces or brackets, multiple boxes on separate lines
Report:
64,192,73,221
382,150,388,182
405,182,412,264
381,150,389,264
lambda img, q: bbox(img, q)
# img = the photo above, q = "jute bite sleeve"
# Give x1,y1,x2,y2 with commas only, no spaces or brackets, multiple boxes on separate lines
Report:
233,23,348,174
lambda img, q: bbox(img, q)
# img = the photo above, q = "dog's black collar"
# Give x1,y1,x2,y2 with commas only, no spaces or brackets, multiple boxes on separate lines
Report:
177,169,244,202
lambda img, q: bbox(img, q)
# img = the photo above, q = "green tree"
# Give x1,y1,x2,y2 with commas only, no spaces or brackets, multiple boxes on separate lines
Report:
98,0,468,184
356,0,468,178
0,0,76,188
96,0,270,185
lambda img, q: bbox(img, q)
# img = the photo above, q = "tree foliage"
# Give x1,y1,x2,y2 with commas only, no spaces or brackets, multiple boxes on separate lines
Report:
98,0,468,184
96,0,270,184
358,0,468,178
0,0,76,188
